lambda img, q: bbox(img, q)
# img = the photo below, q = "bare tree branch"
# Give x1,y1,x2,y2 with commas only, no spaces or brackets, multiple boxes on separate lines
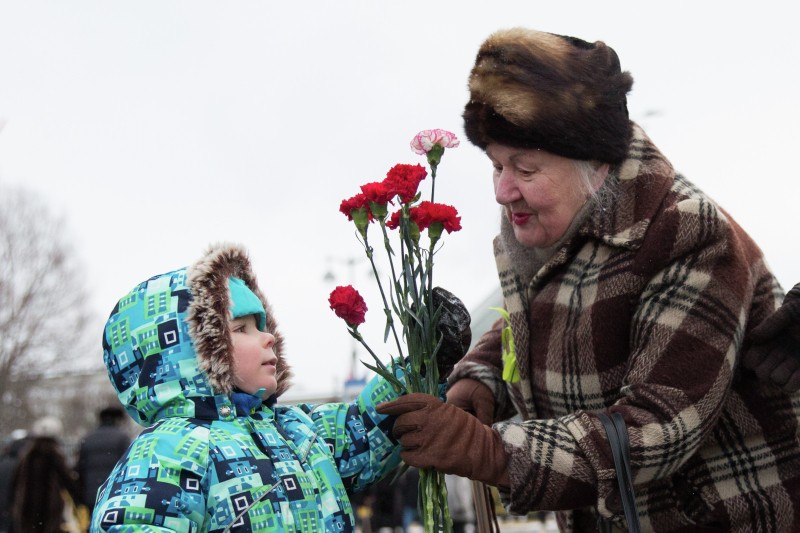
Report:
0,185,93,432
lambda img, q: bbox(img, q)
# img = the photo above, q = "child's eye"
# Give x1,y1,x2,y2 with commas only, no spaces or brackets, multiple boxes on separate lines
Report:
233,325,246,333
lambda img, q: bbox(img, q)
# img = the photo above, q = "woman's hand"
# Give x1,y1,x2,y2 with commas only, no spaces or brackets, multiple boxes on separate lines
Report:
446,378,495,425
376,393,509,488
742,283,800,392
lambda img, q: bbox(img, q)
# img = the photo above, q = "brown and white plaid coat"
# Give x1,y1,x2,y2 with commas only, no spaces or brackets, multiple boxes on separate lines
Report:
450,125,800,531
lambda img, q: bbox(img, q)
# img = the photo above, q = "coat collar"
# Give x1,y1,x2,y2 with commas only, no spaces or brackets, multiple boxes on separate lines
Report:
523,124,675,286
580,124,674,250
491,125,676,413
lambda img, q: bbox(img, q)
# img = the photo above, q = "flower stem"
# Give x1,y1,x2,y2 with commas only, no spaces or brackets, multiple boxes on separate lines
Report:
364,221,403,359
430,164,437,204
419,468,451,533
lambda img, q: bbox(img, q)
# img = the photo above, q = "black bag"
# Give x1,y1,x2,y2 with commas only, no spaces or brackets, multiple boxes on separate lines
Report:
597,412,641,533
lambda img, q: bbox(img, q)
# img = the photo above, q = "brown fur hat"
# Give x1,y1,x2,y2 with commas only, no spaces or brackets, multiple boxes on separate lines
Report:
186,242,292,396
463,28,634,164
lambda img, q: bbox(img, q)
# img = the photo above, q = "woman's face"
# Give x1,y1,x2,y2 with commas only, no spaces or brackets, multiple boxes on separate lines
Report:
488,144,601,248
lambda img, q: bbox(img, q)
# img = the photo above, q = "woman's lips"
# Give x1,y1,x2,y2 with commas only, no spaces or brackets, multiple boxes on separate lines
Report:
511,212,532,225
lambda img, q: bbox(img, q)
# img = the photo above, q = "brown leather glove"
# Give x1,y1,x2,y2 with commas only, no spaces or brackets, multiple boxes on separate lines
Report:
742,283,800,392
376,393,510,488
446,378,495,425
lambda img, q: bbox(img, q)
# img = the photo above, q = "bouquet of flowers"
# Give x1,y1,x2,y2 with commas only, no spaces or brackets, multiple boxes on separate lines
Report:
330,129,462,533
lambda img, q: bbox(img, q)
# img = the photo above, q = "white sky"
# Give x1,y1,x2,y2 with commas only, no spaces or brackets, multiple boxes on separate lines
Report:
1,1,798,399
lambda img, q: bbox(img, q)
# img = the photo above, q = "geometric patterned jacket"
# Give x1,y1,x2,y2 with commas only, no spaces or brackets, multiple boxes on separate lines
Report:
92,244,404,532
450,125,800,532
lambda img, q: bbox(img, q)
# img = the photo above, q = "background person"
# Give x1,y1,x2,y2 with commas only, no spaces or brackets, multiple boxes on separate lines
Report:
397,467,421,533
76,405,131,513
9,417,86,533
0,430,29,533
445,475,475,533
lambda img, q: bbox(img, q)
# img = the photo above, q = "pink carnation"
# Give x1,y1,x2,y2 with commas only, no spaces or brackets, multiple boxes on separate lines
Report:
410,129,460,155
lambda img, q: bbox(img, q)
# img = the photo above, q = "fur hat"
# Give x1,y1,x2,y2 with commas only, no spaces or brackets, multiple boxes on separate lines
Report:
463,28,634,164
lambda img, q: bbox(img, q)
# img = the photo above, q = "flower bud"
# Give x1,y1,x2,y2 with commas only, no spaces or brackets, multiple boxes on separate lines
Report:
351,207,370,239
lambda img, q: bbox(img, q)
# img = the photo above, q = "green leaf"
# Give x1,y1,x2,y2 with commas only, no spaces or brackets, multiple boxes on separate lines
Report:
489,306,510,321
491,307,520,384
360,360,404,391
383,314,392,343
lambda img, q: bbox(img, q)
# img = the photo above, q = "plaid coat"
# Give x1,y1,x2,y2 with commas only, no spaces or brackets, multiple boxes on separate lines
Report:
450,125,800,532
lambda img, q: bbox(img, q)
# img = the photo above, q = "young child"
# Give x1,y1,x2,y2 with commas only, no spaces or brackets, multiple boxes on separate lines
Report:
91,243,462,532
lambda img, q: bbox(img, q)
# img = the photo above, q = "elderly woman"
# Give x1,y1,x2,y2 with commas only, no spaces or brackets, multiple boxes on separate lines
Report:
377,28,800,531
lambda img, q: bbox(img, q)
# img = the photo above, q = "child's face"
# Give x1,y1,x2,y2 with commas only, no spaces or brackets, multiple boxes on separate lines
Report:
230,314,279,398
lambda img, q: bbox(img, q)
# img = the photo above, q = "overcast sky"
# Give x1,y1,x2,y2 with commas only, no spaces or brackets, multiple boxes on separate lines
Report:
1,1,798,399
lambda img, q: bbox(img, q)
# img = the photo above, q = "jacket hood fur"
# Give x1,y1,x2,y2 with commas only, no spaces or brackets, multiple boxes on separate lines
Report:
187,242,292,396
102,242,292,426
463,28,634,164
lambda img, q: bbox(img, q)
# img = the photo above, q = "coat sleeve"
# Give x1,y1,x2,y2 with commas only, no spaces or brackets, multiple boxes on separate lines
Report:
447,317,518,422
495,197,781,516
301,369,407,493
90,422,209,532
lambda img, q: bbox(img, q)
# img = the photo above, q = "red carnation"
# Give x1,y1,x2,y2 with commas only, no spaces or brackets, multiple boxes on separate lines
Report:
339,193,372,221
360,181,394,206
383,163,427,203
409,201,462,233
328,285,368,327
386,210,402,230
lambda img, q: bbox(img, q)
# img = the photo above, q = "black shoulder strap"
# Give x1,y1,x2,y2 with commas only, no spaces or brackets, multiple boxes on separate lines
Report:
597,411,641,532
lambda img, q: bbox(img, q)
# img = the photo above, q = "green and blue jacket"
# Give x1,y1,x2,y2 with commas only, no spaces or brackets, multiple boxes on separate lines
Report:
92,244,404,532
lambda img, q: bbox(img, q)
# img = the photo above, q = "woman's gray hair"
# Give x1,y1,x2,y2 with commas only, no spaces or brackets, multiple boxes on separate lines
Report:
572,159,618,205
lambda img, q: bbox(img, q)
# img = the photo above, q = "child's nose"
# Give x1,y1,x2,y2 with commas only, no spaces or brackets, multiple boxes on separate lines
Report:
261,331,276,348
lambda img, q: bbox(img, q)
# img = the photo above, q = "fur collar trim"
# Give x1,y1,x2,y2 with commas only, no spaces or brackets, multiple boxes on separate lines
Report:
186,243,292,396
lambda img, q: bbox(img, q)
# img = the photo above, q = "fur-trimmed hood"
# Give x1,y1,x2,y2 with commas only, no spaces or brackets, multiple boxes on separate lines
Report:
102,243,292,426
